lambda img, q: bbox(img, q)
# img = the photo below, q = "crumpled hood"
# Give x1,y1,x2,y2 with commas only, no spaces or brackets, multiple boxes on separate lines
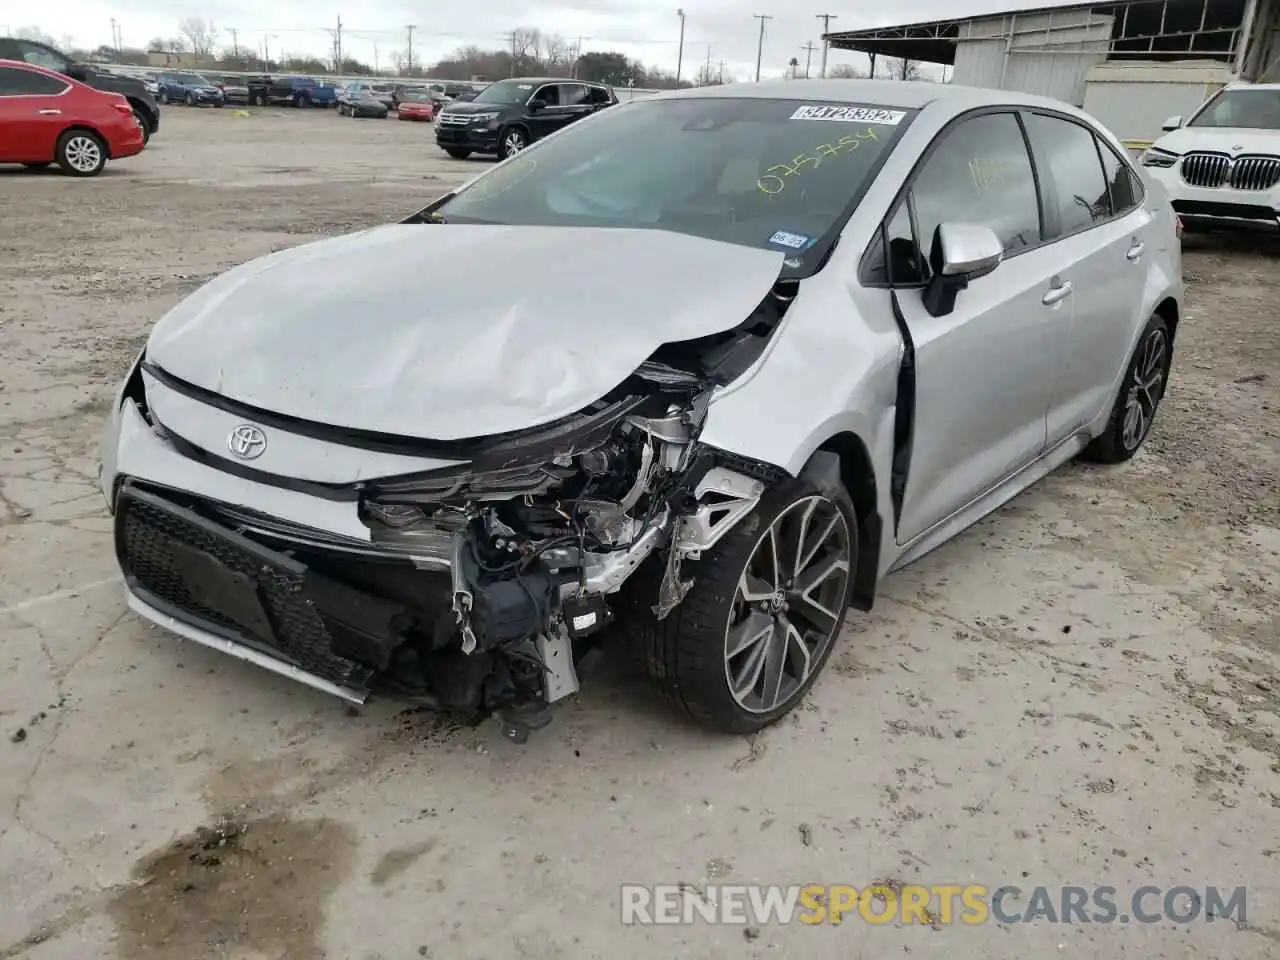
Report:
145,224,785,440
1154,126,1280,154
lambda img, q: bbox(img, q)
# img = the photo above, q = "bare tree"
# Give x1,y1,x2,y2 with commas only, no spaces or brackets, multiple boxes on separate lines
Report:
886,57,921,81
827,63,866,79
13,26,59,46
178,17,218,57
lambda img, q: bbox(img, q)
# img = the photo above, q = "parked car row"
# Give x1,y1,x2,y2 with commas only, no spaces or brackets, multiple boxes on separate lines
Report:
0,58,146,176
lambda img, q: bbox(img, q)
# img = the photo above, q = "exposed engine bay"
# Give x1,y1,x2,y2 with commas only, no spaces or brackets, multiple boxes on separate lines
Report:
349,279,799,741
114,276,800,744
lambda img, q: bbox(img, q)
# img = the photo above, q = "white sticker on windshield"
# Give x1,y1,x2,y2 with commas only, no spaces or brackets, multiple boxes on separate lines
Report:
790,105,905,124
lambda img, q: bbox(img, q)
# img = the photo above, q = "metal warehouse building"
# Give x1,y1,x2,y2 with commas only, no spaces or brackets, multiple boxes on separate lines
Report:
825,0,1280,146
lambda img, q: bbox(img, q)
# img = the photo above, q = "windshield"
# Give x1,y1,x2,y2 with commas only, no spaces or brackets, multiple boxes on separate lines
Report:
437,97,912,274
473,79,537,105
1189,88,1280,130
178,74,210,84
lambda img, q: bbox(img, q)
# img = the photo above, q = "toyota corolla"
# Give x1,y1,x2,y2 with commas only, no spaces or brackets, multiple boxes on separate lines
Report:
99,80,1182,742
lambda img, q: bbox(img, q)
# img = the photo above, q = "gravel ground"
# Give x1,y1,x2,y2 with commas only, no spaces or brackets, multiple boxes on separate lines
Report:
0,108,1277,960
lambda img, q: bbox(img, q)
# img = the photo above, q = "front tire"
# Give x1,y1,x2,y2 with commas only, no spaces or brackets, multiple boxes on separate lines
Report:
55,130,107,177
1081,313,1173,464
498,126,528,159
184,92,195,106
160,91,170,105
626,479,857,734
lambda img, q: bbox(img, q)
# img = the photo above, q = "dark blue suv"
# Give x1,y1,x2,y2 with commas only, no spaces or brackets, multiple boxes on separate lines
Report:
156,72,225,107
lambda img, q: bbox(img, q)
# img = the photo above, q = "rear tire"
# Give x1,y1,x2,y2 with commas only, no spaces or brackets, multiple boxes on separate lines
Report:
132,109,151,145
444,148,472,159
624,478,858,734
55,130,107,178
1081,312,1173,464
295,93,311,108
184,92,195,106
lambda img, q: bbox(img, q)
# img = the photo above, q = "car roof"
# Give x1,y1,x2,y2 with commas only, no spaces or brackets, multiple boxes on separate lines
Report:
502,76,607,86
654,78,1083,114
1221,81,1280,91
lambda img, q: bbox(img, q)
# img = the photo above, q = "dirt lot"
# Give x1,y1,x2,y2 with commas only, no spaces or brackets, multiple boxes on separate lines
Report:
0,108,1277,960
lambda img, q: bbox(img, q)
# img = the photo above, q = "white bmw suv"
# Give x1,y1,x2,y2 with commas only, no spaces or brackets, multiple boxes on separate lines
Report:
1140,82,1280,233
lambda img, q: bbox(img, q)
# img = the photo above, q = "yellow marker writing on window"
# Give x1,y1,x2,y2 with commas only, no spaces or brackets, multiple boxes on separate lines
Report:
757,127,880,196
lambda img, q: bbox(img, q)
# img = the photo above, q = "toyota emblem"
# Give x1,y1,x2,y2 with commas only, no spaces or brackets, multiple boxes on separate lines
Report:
227,424,267,460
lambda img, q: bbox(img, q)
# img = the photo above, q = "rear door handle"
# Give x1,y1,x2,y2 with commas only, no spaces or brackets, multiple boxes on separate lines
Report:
1042,280,1073,306
1126,241,1145,261
37,108,61,115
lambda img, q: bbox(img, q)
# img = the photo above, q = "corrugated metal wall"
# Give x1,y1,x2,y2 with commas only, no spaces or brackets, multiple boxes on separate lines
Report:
953,10,1114,105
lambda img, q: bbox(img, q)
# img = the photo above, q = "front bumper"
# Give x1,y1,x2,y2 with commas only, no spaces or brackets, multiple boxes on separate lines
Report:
1146,165,1280,232
190,91,225,105
435,123,500,152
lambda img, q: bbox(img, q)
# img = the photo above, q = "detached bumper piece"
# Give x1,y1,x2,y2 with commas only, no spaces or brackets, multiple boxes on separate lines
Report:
115,481,404,701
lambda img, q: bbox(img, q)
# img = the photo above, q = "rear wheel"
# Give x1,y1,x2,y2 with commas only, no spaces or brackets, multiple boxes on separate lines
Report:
295,93,311,108
184,92,195,106
1081,313,1173,464
55,130,107,177
160,90,170,105
444,148,472,159
626,479,857,734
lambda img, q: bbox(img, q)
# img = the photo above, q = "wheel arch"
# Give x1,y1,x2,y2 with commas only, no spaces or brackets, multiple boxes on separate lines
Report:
59,124,111,159
802,432,882,611
1153,295,1180,344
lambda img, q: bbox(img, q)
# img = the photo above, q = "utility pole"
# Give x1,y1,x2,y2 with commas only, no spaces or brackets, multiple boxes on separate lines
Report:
718,59,725,84
801,41,816,78
229,28,239,58
373,42,379,73
704,44,712,85
405,24,416,75
753,14,771,83
815,13,837,78
675,8,686,86
508,31,517,76
334,16,343,72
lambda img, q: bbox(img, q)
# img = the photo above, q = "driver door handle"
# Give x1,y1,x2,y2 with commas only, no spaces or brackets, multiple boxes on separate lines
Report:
1042,279,1073,306
38,108,61,115
1126,240,1145,261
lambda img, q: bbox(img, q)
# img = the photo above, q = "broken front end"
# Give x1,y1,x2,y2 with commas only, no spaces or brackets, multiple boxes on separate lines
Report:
103,301,796,741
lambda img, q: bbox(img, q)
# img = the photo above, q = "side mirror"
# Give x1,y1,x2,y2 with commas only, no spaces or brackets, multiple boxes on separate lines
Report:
528,98,546,112
1161,115,1182,132
922,223,1004,318
67,62,90,81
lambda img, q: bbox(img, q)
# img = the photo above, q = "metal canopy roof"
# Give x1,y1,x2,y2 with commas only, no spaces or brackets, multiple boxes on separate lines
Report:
824,0,1255,65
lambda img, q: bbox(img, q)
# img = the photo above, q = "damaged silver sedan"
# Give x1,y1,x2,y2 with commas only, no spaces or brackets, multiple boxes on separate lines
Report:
99,80,1182,741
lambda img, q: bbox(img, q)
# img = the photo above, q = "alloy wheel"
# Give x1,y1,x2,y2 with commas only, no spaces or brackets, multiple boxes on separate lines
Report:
724,495,852,714
1121,327,1168,451
63,136,102,174
503,130,526,155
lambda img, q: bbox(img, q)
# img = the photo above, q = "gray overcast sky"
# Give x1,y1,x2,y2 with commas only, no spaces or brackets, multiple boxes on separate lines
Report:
5,0,1062,79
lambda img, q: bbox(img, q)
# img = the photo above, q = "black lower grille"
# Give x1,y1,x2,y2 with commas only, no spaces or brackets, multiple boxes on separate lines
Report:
116,482,382,691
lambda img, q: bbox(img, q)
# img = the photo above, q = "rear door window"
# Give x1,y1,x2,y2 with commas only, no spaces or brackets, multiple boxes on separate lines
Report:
1023,112,1111,238
0,67,69,95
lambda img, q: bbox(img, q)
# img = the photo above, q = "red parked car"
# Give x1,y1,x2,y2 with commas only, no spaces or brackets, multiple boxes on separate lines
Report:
396,93,435,122
0,59,145,177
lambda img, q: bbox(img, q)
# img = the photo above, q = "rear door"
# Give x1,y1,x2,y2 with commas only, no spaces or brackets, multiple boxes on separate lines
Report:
880,110,1079,544
1021,110,1154,442
0,66,72,162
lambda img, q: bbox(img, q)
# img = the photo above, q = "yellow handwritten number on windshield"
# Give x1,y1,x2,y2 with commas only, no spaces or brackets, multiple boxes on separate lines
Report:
757,127,879,196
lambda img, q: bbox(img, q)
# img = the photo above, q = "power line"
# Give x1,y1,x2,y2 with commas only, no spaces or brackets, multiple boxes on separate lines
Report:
815,13,837,78
753,14,771,83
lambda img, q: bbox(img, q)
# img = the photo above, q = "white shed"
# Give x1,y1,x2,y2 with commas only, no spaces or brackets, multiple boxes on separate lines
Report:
1082,59,1235,146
